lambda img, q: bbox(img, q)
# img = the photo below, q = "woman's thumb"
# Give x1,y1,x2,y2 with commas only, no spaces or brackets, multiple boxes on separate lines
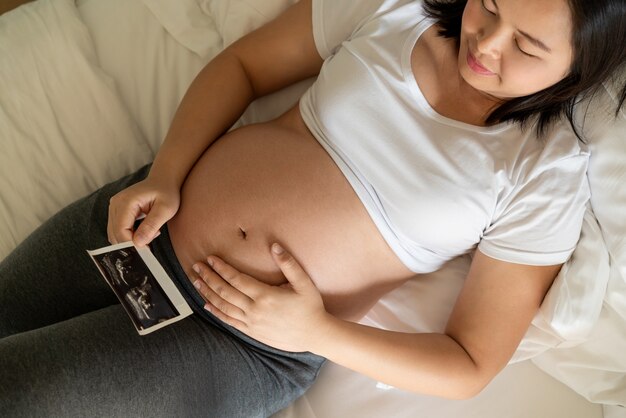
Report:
133,205,170,246
271,243,313,293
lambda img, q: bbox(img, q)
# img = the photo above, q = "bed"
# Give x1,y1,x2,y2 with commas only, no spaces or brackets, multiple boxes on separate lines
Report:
1,0,624,416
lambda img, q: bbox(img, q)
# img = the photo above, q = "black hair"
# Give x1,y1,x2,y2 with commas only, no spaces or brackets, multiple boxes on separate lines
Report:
422,0,626,140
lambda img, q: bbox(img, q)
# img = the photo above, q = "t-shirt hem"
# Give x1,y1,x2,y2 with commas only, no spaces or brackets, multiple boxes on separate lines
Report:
477,243,573,266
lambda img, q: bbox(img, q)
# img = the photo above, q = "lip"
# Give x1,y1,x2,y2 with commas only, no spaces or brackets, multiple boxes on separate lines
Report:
466,51,496,76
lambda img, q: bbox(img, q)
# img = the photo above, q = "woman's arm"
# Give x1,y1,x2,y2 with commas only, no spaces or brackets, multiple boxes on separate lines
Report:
192,247,561,399
306,251,561,398
108,0,323,245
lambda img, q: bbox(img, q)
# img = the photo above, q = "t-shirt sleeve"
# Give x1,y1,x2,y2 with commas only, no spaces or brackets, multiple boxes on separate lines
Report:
311,0,390,59
478,152,591,266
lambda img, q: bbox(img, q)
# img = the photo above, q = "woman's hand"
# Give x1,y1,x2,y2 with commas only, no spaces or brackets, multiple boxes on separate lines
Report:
191,244,331,353
107,176,180,246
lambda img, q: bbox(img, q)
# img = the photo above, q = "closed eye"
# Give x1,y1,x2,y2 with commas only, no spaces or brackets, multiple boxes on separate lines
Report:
515,39,536,58
481,0,496,15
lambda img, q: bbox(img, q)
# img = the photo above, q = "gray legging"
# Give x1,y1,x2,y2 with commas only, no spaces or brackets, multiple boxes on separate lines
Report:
0,165,324,418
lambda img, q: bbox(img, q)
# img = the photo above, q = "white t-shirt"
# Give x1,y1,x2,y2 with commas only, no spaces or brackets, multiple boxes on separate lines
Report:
299,0,590,273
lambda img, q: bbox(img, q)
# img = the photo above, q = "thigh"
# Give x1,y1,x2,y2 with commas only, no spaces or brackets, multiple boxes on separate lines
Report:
0,306,318,418
0,165,151,337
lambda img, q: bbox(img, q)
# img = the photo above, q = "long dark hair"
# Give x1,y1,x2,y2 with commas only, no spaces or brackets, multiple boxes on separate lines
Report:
422,0,626,140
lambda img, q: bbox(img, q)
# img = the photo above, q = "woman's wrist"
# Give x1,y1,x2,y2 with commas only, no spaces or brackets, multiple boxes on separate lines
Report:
146,156,188,189
305,312,344,356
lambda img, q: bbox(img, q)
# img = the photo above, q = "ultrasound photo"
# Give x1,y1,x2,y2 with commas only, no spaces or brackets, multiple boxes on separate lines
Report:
88,243,192,335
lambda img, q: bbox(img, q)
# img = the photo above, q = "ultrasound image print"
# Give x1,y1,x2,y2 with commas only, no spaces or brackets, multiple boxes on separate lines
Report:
93,247,179,331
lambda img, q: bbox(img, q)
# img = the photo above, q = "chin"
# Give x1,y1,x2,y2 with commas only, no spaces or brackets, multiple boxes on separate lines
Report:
458,68,503,101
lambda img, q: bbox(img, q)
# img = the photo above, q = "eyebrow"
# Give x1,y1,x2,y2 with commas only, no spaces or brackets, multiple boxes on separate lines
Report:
518,31,552,53
492,0,553,54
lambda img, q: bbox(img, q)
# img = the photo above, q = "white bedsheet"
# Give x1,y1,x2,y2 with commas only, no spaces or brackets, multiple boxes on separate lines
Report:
1,0,623,416
0,0,151,260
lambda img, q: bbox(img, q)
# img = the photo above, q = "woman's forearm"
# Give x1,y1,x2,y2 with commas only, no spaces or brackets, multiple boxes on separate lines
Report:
310,316,489,399
149,51,256,188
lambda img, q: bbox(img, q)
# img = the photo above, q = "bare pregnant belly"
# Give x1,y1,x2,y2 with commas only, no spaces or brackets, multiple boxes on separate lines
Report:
168,107,413,320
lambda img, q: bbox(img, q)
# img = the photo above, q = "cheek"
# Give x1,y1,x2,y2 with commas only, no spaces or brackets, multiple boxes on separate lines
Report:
501,60,568,95
461,0,483,35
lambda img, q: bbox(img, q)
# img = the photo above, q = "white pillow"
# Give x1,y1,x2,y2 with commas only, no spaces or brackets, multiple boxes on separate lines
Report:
141,0,222,57
585,76,626,317
0,0,152,261
200,0,297,47
141,0,309,130
531,76,626,408
533,206,610,343
536,78,626,341
78,0,219,154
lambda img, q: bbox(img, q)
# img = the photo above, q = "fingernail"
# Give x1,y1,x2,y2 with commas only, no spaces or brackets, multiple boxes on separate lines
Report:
193,280,201,289
206,257,214,267
272,243,284,254
192,264,200,274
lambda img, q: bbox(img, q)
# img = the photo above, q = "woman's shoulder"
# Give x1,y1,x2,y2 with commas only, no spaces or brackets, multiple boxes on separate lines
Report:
489,120,589,190
534,131,590,192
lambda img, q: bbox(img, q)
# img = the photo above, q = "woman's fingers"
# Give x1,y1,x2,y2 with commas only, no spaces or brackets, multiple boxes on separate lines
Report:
192,262,251,322
107,195,139,244
205,256,268,300
106,179,180,246
107,187,147,245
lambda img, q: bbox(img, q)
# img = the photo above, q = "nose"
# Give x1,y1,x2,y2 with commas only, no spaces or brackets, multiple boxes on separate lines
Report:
476,24,505,58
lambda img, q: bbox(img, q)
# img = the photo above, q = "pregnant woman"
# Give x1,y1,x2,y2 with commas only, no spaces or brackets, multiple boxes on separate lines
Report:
2,0,625,416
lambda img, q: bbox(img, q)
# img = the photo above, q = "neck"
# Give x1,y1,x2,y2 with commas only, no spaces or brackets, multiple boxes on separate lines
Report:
455,73,504,125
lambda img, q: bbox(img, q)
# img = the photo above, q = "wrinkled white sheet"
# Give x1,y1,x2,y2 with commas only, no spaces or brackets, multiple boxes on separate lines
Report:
0,0,151,260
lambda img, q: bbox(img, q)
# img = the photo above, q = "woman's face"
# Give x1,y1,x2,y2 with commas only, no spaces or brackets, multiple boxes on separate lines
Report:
458,0,574,100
